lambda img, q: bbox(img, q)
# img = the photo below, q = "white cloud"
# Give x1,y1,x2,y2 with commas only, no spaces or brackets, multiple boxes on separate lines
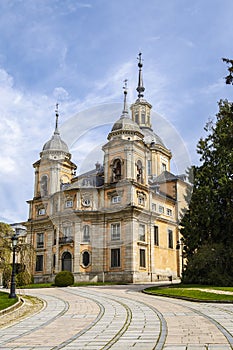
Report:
53,87,69,100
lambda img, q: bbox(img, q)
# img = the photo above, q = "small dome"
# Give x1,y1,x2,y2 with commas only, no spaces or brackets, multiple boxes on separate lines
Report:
141,127,165,147
111,116,142,133
42,133,69,153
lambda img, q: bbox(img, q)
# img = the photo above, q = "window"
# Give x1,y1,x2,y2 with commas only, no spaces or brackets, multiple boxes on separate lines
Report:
154,226,159,246
82,198,91,206
138,196,145,205
65,200,73,208
136,160,143,183
141,107,146,124
38,208,46,216
112,195,121,203
82,251,91,267
168,230,173,249
139,224,145,241
36,255,43,272
167,208,172,217
37,233,44,248
63,225,72,237
83,225,90,242
147,160,152,176
152,203,156,211
162,163,167,172
113,159,122,181
139,249,146,268
159,205,164,214
141,113,145,124
53,229,56,245
40,175,48,196
111,248,120,268
111,223,120,240
53,254,56,269
135,112,139,124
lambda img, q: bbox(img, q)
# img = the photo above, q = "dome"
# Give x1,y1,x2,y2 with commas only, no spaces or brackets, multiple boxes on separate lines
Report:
42,132,69,153
141,127,165,147
111,115,142,134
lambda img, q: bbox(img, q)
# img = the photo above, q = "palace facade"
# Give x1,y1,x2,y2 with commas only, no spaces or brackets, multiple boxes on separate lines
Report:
25,55,187,283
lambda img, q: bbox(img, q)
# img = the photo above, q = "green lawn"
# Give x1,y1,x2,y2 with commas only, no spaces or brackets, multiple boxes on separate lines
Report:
144,284,233,302
18,281,127,289
0,291,18,310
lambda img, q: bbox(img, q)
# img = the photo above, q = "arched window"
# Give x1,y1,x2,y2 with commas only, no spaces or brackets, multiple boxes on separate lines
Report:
82,251,91,268
112,159,122,181
136,160,143,183
83,225,90,242
40,175,48,196
62,251,72,272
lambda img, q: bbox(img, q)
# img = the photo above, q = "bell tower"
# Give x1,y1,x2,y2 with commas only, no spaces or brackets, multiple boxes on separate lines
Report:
103,81,145,184
33,105,77,199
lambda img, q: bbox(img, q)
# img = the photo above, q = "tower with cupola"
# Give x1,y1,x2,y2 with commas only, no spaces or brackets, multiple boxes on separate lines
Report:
28,106,77,221
130,53,172,179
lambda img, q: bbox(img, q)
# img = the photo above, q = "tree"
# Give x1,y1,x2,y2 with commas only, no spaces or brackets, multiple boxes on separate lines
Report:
180,66,233,285
0,222,35,287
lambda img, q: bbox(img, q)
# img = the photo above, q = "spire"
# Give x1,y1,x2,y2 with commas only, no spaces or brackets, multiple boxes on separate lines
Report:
54,103,59,135
136,52,145,99
121,79,128,117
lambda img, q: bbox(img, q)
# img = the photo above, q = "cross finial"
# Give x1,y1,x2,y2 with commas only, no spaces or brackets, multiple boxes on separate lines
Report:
123,79,128,93
137,52,143,67
136,52,145,98
54,103,59,134
122,79,128,116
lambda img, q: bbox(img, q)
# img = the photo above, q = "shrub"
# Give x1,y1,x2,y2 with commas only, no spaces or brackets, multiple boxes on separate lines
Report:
54,270,74,287
16,270,32,286
3,264,12,288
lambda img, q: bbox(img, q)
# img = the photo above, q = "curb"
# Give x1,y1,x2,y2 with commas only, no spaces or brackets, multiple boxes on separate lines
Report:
0,297,24,316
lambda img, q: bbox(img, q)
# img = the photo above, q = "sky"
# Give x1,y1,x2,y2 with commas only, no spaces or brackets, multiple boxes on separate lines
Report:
0,0,233,224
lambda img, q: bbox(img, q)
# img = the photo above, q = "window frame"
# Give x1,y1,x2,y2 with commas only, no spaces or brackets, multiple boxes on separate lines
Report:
154,226,159,246
65,200,73,208
38,208,46,216
138,224,146,242
83,225,90,242
168,229,173,249
36,232,44,249
139,249,146,268
111,248,121,268
36,255,44,272
111,223,120,241
158,205,164,214
112,195,121,204
82,250,91,268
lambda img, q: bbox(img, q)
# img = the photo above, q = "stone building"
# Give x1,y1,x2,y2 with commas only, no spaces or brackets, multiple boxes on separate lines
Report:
25,54,188,283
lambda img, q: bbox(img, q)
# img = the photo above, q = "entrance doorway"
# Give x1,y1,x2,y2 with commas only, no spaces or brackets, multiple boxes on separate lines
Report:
62,252,72,272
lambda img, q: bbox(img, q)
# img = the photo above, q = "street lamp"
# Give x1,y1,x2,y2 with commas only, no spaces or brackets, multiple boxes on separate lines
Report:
9,224,26,299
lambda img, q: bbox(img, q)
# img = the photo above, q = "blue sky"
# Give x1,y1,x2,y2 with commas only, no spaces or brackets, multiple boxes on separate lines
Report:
0,0,233,223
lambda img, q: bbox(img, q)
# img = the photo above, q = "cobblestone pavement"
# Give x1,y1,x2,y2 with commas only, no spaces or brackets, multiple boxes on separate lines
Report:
1,284,233,349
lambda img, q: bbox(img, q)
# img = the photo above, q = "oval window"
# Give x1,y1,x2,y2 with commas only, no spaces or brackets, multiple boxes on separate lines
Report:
82,251,90,267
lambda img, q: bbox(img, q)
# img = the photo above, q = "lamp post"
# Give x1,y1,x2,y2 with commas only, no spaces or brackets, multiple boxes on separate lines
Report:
9,224,27,299
9,233,18,298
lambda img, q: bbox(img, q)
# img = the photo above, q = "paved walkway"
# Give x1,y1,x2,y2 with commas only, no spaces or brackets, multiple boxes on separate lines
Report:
1,284,233,349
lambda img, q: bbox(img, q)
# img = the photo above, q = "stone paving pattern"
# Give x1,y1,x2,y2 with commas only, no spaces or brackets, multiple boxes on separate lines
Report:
0,284,233,349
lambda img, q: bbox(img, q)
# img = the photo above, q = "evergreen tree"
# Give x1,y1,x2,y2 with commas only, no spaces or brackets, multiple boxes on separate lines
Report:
180,64,233,285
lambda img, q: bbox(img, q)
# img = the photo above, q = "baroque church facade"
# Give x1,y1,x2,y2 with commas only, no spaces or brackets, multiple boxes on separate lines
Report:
25,54,187,283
